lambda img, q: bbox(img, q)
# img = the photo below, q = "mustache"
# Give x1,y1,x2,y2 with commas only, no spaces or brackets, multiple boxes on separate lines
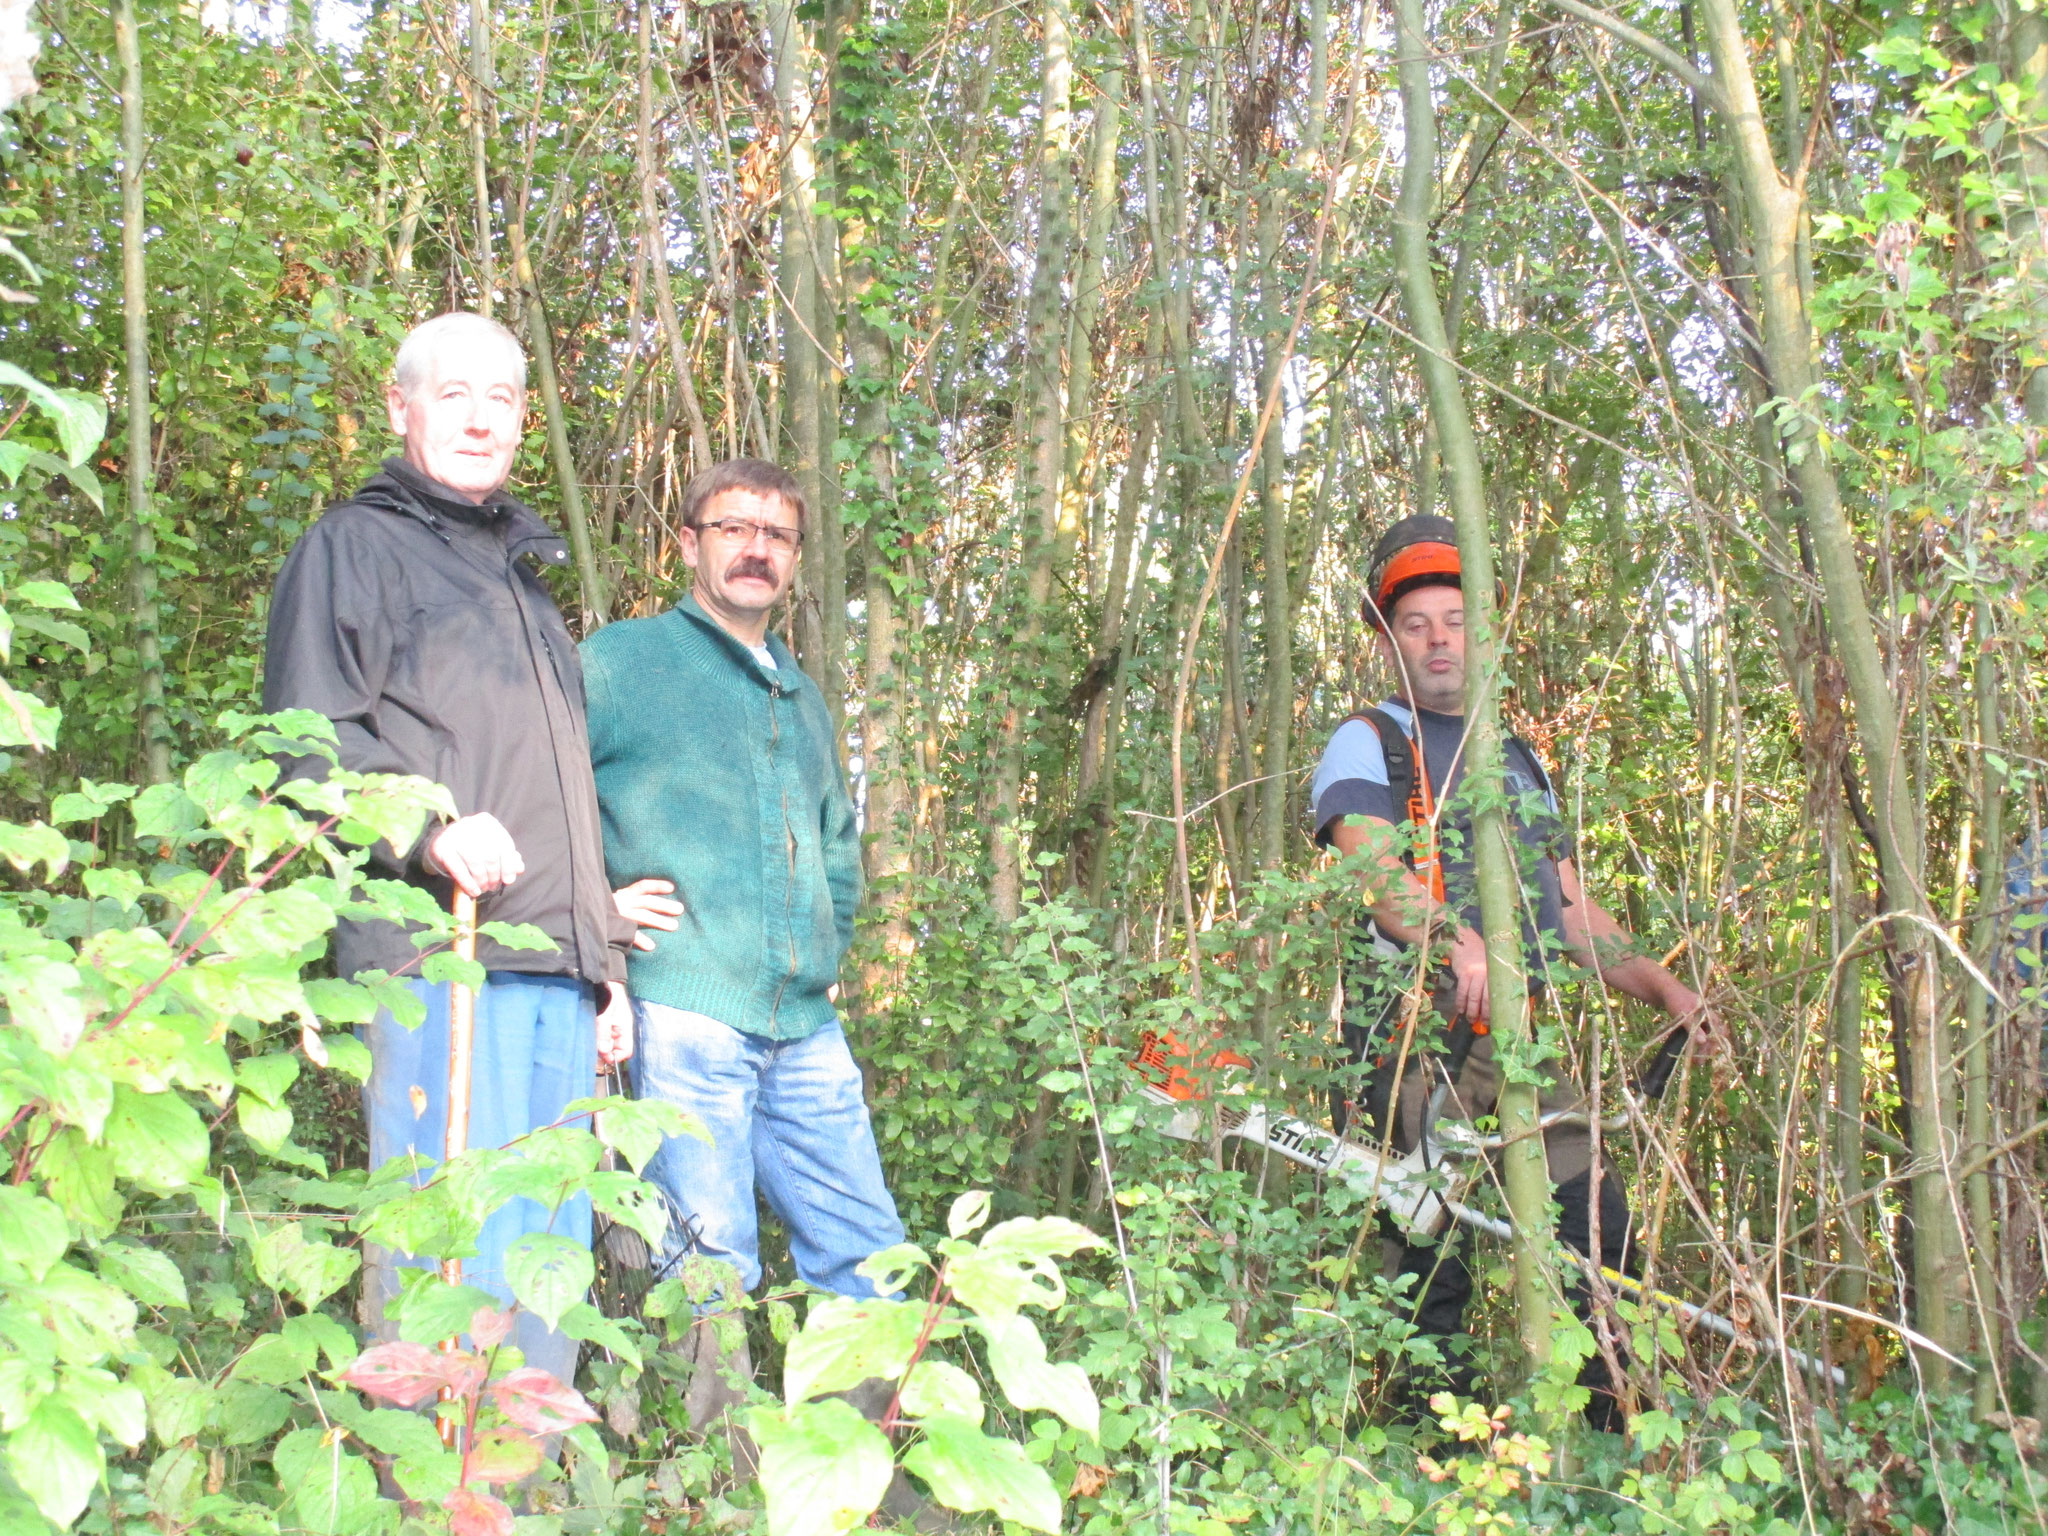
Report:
725,556,779,585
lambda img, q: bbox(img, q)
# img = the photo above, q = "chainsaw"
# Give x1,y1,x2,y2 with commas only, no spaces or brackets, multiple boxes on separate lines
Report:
1127,1027,1843,1387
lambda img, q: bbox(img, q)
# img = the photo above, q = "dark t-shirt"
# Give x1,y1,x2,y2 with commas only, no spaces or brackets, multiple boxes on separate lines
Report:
1310,699,1573,978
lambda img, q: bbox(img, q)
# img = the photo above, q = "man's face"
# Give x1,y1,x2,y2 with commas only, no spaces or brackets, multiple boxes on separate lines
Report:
680,487,802,620
1376,582,1467,712
385,342,525,503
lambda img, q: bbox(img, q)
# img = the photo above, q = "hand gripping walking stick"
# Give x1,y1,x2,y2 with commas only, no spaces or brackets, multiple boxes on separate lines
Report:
437,888,479,1449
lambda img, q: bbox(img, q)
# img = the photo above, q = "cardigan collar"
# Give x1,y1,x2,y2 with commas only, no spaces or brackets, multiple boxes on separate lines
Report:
671,591,804,692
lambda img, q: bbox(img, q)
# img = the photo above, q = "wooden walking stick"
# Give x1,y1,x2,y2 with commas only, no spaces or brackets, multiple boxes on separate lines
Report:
437,887,479,1450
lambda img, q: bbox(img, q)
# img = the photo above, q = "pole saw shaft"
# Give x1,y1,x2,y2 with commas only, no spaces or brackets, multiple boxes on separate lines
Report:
437,888,479,1450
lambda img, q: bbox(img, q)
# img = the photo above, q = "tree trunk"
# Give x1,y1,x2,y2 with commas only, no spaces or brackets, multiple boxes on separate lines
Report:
466,0,496,310
1394,0,1554,1373
639,0,712,477
1692,0,1959,1374
116,0,169,784
766,0,836,710
987,0,1076,926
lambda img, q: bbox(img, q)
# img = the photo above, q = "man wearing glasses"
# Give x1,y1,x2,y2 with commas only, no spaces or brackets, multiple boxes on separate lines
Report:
581,459,904,1428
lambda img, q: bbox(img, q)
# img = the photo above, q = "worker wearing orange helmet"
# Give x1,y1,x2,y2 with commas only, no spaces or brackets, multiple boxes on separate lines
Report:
1310,513,1725,1426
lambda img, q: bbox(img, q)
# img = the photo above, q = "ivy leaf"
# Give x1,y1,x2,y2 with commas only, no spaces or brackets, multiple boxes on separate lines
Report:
489,1368,600,1436
902,1412,1062,1533
503,1232,593,1332
780,1295,935,1405
748,1396,894,1536
977,1311,1098,1438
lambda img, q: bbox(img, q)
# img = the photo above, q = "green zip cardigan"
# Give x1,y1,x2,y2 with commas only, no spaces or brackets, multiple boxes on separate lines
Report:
580,594,860,1040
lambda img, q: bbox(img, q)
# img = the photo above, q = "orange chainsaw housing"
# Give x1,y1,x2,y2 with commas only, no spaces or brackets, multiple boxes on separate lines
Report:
1130,1030,1252,1101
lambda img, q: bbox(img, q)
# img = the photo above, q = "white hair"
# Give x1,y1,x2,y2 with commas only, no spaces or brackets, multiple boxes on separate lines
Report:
392,312,528,397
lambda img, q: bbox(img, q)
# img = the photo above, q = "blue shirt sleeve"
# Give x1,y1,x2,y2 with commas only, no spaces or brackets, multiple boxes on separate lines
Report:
1311,718,1400,846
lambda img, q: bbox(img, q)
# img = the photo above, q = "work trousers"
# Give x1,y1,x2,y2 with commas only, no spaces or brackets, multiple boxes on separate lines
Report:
359,973,596,1385
1346,984,1635,1428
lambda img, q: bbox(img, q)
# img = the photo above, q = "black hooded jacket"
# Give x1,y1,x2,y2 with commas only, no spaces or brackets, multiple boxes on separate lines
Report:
263,457,629,986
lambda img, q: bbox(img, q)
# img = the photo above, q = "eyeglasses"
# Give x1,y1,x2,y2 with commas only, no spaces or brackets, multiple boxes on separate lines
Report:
693,517,804,551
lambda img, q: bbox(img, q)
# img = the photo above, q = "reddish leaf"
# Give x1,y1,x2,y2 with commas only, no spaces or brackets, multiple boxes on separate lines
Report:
465,1427,544,1486
490,1368,601,1435
470,1305,516,1350
443,1486,515,1536
340,1341,486,1406
342,1342,450,1407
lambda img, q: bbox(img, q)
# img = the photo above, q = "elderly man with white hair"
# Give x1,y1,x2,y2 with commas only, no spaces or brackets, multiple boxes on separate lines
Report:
264,311,641,1382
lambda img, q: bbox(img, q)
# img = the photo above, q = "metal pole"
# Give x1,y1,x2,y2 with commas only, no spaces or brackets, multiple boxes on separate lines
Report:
438,889,480,1450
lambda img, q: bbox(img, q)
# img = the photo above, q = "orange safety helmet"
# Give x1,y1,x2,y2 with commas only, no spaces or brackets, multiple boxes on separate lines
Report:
1362,514,1461,631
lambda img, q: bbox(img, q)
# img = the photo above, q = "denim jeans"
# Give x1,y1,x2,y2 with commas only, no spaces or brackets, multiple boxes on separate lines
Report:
359,972,595,1383
629,1001,904,1298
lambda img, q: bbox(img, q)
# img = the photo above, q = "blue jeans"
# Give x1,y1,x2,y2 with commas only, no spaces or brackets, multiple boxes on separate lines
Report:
360,973,595,1381
629,1002,904,1298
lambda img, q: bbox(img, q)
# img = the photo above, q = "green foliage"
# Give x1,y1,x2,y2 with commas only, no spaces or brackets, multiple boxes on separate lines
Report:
749,1191,1104,1536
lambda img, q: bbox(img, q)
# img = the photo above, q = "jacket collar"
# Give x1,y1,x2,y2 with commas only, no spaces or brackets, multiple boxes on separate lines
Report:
672,591,803,690
357,457,573,569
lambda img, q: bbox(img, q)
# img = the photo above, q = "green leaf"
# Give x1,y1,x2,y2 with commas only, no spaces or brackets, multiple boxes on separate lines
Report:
781,1295,935,1405
0,363,107,466
1630,1408,1684,1453
319,1033,374,1084
95,1241,189,1310
899,1359,983,1423
945,1216,1102,1320
977,1311,1098,1437
947,1190,992,1238
235,1052,301,1106
230,1328,320,1386
0,951,87,1056
129,782,204,841
476,920,558,952
395,1279,504,1346
5,1395,104,1526
0,820,70,877
104,1086,210,1193
252,1222,359,1310
213,1381,293,1447
748,1396,895,1536
557,1302,644,1369
902,1412,1062,1533
503,1232,593,1332
237,1095,295,1155
275,1425,382,1535
586,1170,669,1251
575,1094,708,1176
0,1186,69,1281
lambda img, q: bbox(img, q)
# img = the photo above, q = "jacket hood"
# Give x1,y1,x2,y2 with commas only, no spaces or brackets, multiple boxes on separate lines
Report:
357,457,574,570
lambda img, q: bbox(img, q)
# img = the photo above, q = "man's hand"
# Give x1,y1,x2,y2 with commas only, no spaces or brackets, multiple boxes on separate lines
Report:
1670,989,1729,1059
428,814,525,897
1447,924,1490,1024
597,981,634,1065
613,878,684,952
